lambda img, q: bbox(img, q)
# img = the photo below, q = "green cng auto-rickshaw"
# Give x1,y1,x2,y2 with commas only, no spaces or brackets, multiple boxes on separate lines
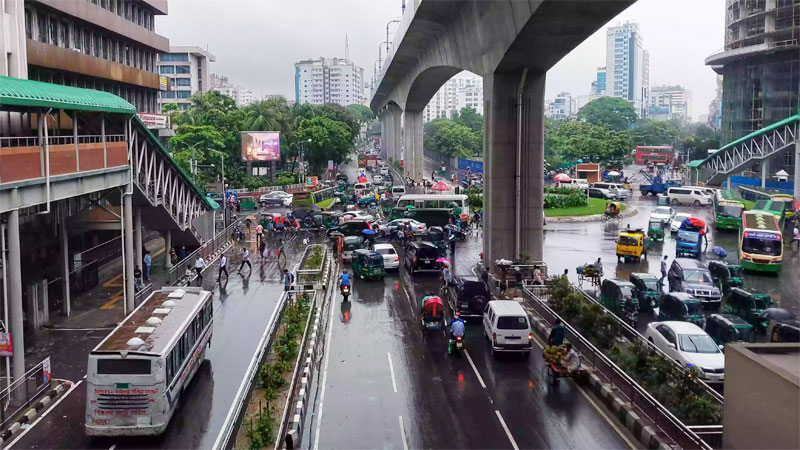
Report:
708,260,744,294
352,249,386,280
629,272,661,314
647,218,666,242
599,279,639,328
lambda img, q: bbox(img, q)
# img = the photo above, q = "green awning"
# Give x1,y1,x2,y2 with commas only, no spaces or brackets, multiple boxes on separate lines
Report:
687,160,704,168
206,197,221,210
0,75,135,114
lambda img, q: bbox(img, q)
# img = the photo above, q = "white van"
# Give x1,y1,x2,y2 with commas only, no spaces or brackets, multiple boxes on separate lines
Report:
666,187,713,207
592,182,629,200
562,179,589,190
391,185,406,196
482,300,533,357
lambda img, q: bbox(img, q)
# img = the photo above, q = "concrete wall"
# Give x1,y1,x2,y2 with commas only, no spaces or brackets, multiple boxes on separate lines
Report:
723,344,800,450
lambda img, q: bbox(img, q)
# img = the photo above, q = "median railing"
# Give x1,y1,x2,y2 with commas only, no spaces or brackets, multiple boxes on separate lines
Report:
167,219,241,285
0,358,52,429
522,285,718,449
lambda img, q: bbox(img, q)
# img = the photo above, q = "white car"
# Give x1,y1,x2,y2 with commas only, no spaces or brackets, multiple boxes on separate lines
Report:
374,218,427,237
670,213,693,233
259,191,292,206
373,174,384,184
342,211,375,222
380,166,390,176
645,321,725,382
650,206,675,223
372,243,400,270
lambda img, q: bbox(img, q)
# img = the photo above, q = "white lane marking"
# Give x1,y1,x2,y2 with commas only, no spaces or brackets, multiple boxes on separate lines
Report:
398,415,409,450
312,285,338,450
109,444,117,450
463,349,486,389
401,285,414,315
528,326,637,450
494,410,520,450
575,381,638,450
387,352,398,393
4,379,83,449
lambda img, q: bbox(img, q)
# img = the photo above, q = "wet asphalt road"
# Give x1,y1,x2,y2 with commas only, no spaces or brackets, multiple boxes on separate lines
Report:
9,236,298,450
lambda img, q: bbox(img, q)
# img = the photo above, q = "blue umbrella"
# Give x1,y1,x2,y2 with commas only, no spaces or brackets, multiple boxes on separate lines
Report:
361,229,376,236
712,246,727,258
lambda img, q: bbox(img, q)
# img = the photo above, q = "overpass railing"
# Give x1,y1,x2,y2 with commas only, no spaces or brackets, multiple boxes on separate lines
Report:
167,219,241,285
522,285,719,450
0,358,52,429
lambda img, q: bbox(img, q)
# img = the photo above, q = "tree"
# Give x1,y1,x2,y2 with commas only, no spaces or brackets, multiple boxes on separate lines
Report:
577,97,638,131
424,119,480,158
548,121,632,166
315,103,360,140
293,116,353,174
682,124,721,161
242,97,290,132
168,124,226,185
346,104,376,125
452,107,483,134
631,120,680,146
161,103,178,115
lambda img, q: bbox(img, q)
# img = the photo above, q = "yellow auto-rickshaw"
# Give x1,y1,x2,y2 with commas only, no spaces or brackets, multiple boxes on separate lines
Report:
615,228,650,263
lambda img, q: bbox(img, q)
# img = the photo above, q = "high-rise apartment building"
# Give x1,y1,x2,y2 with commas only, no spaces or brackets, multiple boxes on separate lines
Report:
547,92,575,120
157,46,215,111
592,66,607,96
294,57,365,106
423,73,483,122
706,0,799,144
605,22,648,117
15,0,170,113
648,85,693,122
210,73,255,107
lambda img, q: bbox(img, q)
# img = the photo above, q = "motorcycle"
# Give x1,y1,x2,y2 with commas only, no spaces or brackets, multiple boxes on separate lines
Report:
340,284,351,302
448,335,464,355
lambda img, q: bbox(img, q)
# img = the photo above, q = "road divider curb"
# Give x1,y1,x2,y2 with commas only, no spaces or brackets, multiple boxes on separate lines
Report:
0,380,70,446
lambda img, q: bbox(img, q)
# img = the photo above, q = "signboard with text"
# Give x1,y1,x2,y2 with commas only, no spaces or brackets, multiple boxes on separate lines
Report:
305,176,318,187
242,132,281,161
137,112,170,130
159,76,169,91
43,356,51,384
0,332,12,356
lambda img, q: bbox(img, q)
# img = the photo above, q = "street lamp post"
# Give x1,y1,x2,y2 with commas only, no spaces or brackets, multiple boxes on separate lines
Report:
187,142,203,177
299,138,312,183
386,18,400,54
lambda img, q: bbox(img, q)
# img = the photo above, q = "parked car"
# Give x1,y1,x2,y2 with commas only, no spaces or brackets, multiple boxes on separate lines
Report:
372,243,400,270
445,275,491,318
667,258,722,307
649,206,675,223
588,187,617,200
563,178,590,189
260,191,292,206
592,182,629,200
707,260,744,293
666,187,713,207
723,288,772,329
658,292,705,328
483,300,532,357
705,314,755,346
374,218,427,237
403,241,441,274
670,213,693,233
645,321,725,382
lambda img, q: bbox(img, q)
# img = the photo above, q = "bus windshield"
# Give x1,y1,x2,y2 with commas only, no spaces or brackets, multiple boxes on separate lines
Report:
717,205,743,217
742,233,782,256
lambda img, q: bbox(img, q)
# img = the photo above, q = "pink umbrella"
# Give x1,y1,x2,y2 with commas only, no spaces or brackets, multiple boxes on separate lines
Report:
431,181,452,192
553,173,571,182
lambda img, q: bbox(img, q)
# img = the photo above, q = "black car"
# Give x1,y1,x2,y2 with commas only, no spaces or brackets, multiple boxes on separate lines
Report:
588,187,616,200
403,241,441,274
770,321,800,343
667,258,722,307
445,275,490,318
328,220,373,237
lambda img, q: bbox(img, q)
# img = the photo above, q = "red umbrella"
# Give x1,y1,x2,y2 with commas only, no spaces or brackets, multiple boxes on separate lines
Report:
553,173,571,182
431,181,452,192
358,176,367,183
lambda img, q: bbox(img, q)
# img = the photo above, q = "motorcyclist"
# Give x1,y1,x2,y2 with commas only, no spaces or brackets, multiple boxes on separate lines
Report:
339,270,351,292
448,312,466,341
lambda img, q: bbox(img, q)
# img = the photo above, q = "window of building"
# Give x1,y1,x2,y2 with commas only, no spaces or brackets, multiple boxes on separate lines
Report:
175,78,191,87
175,65,190,74
160,65,175,74
37,13,47,42
162,91,176,99
93,32,101,57
161,53,189,62
71,23,80,50
58,21,68,48
83,30,91,55
176,91,191,99
102,36,108,59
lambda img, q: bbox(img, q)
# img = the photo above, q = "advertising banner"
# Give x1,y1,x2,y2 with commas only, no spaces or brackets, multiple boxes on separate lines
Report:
0,332,12,356
305,176,318,187
242,132,281,161
159,76,169,91
137,112,170,130
43,356,51,384
457,158,483,174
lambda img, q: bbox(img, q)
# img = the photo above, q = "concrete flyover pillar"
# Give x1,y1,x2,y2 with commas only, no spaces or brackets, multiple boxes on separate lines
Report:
164,229,173,269
385,108,395,164
761,158,769,188
6,209,26,386
392,106,403,173
59,203,71,316
123,190,135,313
483,70,546,267
380,111,388,160
404,110,424,184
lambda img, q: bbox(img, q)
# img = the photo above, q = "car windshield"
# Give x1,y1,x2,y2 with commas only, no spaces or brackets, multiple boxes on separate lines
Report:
752,296,770,310
496,316,529,330
643,279,659,290
683,269,712,284
375,247,395,255
742,237,782,256
718,205,743,217
679,334,720,353
686,302,703,315
654,207,671,216
677,230,700,243
619,236,639,246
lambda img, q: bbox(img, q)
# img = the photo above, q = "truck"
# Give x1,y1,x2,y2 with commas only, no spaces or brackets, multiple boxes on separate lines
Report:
676,220,704,258
639,173,681,196
365,155,378,171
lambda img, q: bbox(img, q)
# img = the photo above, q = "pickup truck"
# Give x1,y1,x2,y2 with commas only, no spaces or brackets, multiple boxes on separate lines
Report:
639,175,681,196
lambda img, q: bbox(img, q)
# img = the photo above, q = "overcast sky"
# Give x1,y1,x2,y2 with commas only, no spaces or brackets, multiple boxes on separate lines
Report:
158,0,724,121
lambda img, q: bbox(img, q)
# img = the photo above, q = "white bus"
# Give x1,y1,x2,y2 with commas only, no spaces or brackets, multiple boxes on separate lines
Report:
395,194,469,215
85,287,213,436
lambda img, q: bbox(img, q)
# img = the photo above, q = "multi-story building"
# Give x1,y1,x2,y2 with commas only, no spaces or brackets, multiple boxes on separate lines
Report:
294,57,365,106
157,46,215,111
606,22,649,117
648,85,693,122
576,94,600,112
423,73,483,122
210,73,255,107
705,0,799,144
547,92,575,120
592,66,607,96
707,75,723,131
13,0,170,113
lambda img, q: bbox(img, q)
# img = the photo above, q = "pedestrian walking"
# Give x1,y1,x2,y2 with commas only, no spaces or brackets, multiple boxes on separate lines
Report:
793,225,800,251
179,246,186,260
259,239,267,261
277,238,286,260
481,266,490,286
134,265,143,290
449,235,456,258
194,256,206,283
284,269,294,299
256,223,264,245
238,247,252,274
218,254,229,282
143,250,152,281
659,255,669,291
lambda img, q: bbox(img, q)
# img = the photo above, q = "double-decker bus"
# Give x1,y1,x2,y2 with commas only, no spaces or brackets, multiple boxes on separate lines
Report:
752,199,786,229
634,146,674,165
714,190,746,230
739,211,783,273
85,287,213,436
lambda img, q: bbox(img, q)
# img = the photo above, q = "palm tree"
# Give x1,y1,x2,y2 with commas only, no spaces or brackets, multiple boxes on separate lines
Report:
243,98,288,131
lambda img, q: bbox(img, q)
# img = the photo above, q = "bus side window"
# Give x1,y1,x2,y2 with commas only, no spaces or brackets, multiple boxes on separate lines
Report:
166,350,175,385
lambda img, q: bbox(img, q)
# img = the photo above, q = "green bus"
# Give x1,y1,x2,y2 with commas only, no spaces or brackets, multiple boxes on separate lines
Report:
751,199,786,229
715,190,746,230
292,186,335,209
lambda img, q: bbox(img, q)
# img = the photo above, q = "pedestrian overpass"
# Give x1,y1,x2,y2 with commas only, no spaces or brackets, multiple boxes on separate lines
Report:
691,111,799,192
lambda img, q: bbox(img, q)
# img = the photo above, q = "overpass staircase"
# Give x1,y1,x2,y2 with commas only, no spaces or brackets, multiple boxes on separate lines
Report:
695,112,799,186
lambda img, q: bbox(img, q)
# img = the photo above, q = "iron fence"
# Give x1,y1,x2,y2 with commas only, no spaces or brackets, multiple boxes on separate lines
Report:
0,358,51,429
522,286,716,450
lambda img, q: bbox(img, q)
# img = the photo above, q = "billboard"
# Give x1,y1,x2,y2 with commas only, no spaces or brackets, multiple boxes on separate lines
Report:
242,132,281,161
137,112,170,129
